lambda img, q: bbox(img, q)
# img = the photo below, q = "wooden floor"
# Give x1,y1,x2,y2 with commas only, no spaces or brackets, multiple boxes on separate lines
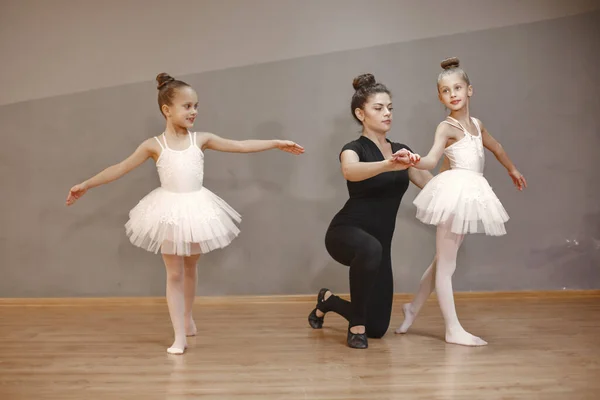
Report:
1,293,599,400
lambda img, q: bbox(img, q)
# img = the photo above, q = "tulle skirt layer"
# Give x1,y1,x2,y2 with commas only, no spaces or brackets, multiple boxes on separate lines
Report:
413,169,509,236
125,187,241,256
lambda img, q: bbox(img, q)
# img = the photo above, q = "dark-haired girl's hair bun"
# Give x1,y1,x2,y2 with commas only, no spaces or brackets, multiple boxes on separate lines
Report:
352,73,376,91
156,73,175,89
441,57,460,70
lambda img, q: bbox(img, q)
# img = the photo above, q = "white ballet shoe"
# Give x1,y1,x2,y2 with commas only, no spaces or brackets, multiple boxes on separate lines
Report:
167,345,187,355
395,303,415,334
445,331,488,347
167,347,185,355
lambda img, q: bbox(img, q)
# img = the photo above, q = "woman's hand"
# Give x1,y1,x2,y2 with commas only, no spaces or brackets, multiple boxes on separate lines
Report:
386,149,419,171
392,149,420,164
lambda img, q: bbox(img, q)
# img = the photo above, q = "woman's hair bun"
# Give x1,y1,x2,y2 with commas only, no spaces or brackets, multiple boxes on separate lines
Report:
352,73,376,91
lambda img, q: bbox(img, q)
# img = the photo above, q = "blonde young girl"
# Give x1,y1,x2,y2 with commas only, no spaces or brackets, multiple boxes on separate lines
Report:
66,73,304,354
396,58,526,346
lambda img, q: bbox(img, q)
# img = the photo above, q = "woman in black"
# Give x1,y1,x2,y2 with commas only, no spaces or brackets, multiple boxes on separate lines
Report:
308,74,433,349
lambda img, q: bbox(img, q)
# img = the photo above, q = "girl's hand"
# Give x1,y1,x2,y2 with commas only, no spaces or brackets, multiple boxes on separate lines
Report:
276,140,305,155
409,152,421,164
392,149,420,164
385,149,417,171
509,169,527,191
66,183,88,206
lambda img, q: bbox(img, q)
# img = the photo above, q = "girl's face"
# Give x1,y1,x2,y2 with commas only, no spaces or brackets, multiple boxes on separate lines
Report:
162,86,198,128
355,92,393,133
438,73,472,111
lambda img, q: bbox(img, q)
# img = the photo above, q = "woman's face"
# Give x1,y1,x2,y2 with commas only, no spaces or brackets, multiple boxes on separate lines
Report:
355,92,393,133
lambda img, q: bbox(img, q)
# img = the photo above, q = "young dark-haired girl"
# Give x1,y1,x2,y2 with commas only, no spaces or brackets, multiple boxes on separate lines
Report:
67,73,304,354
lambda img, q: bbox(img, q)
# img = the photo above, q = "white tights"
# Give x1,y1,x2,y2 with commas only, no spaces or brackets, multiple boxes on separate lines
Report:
163,253,200,354
396,221,487,346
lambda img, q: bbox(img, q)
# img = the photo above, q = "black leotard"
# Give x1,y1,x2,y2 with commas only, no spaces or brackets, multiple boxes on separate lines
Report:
320,135,412,338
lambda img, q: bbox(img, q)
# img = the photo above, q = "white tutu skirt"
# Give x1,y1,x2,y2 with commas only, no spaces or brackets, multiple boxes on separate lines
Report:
413,169,509,236
125,187,241,256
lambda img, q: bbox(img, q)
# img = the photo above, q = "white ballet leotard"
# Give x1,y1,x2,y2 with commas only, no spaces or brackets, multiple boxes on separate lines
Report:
125,132,241,255
413,117,509,236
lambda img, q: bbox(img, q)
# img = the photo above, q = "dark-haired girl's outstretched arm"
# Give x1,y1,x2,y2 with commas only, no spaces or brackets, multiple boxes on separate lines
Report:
199,132,304,155
66,139,157,206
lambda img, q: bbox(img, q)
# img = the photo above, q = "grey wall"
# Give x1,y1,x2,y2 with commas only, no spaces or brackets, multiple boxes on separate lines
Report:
3,0,599,106
0,7,599,297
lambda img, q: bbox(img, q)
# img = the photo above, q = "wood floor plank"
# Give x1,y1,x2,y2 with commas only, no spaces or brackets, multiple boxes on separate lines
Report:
1,296,599,399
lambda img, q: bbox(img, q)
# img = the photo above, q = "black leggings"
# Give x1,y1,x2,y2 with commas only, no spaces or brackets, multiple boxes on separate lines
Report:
322,225,393,338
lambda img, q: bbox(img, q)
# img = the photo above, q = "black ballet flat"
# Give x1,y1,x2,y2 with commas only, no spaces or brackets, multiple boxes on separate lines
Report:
347,326,368,349
308,288,329,329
